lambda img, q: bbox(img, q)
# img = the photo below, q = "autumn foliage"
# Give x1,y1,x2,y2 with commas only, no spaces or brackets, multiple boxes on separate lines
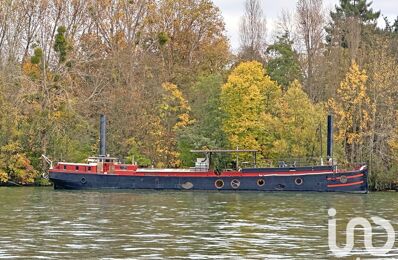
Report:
0,0,397,189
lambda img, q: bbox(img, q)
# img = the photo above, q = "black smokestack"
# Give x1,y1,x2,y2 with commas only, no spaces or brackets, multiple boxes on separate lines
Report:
327,114,333,158
100,114,106,156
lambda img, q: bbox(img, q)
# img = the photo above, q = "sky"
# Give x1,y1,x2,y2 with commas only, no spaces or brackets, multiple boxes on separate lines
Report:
212,0,398,51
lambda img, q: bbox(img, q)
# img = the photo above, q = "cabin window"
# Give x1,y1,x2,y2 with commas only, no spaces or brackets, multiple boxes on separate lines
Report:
88,166,91,171
257,179,265,187
215,179,224,189
75,166,79,171
63,165,67,170
120,165,128,170
295,177,303,186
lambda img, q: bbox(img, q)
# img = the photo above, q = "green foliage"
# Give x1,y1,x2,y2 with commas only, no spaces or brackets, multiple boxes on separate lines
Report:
266,33,303,90
370,166,398,191
326,0,381,47
157,32,169,46
54,26,70,63
30,47,43,65
331,0,380,23
177,74,228,166
125,138,152,166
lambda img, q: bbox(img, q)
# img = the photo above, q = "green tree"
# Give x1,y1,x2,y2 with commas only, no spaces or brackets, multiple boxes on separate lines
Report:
326,0,380,48
266,33,302,90
54,26,70,63
177,74,227,166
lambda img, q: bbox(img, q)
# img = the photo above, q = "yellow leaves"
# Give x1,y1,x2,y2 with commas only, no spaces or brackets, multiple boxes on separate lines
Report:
222,65,326,161
175,113,191,129
161,82,193,129
0,142,37,185
276,80,325,159
22,61,41,79
0,171,8,183
151,82,193,167
221,61,282,157
329,61,374,161
162,82,190,111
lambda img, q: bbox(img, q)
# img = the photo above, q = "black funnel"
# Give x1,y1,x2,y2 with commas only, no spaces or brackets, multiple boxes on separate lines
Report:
327,114,333,158
100,115,106,156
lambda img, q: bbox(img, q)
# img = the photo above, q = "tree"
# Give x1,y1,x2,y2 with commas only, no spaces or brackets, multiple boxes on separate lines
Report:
326,0,380,55
296,0,325,100
272,80,325,159
177,74,227,166
148,0,230,91
329,61,373,163
54,26,70,63
150,82,193,167
266,33,302,90
238,0,267,62
221,61,281,159
0,142,38,184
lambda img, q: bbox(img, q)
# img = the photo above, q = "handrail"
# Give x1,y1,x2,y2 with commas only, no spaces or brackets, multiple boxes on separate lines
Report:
41,154,53,169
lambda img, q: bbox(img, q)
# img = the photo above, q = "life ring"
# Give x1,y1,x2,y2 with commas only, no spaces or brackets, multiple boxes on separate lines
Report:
340,175,348,184
80,177,87,184
215,179,224,189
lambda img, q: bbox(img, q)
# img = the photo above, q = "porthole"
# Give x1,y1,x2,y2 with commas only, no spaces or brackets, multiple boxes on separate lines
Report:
340,175,348,184
231,179,240,189
181,182,193,190
257,179,265,187
215,179,224,189
80,177,87,184
295,177,303,186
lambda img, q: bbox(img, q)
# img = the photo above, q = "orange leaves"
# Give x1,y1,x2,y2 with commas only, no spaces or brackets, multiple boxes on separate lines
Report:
0,142,38,185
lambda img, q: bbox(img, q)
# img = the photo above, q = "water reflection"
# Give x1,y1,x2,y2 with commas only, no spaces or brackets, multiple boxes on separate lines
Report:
0,188,397,259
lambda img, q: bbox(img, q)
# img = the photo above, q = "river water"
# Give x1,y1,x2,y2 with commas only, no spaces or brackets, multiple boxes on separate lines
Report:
0,187,397,259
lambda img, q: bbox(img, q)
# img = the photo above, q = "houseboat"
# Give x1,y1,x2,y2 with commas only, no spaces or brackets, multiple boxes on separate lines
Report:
48,115,368,193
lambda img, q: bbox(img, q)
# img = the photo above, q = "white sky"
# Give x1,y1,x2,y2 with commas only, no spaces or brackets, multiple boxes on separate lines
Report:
212,0,397,51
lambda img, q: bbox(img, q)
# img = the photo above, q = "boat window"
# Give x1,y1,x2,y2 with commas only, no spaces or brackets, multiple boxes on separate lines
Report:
215,179,224,189
295,177,303,186
88,166,91,171
257,179,265,187
75,166,79,171
120,165,128,170
63,165,67,170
